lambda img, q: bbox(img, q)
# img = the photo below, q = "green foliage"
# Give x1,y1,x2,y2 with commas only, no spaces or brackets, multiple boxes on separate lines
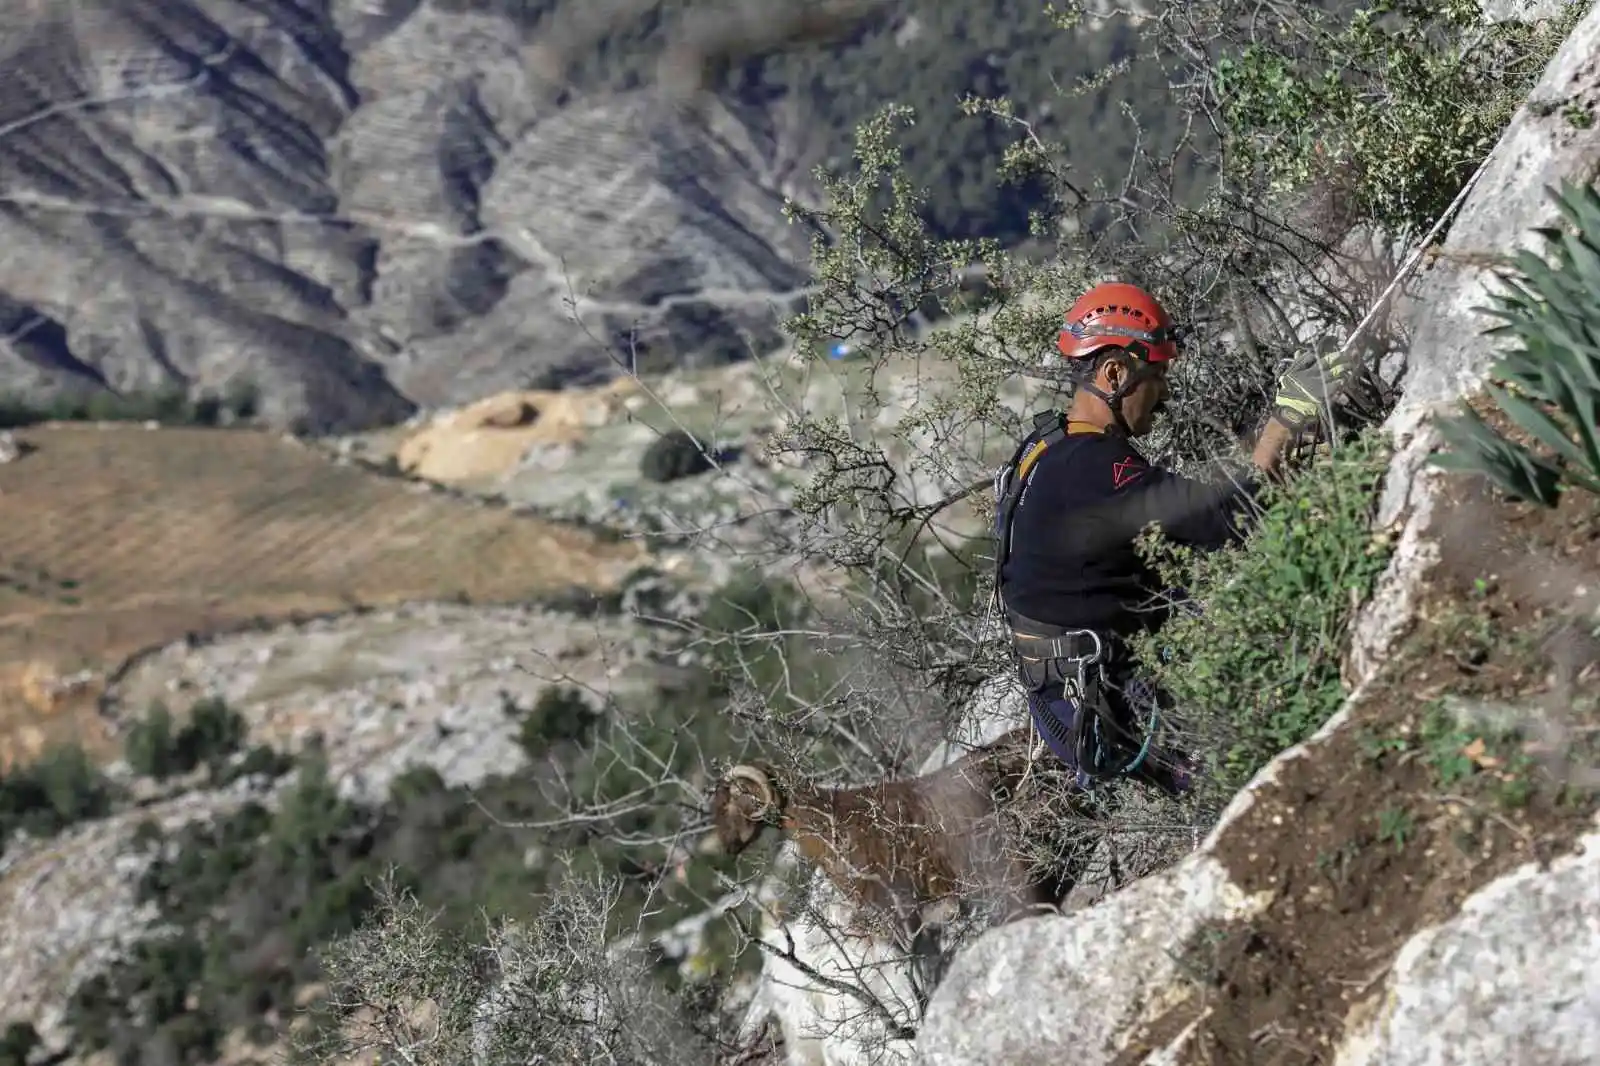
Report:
774,103,1048,626
1420,705,1481,785
516,686,602,754
1213,0,1578,232
0,1022,39,1066
61,588,807,1061
1130,434,1394,801
123,704,179,776
0,381,261,430
784,104,1007,367
123,697,249,781
1434,179,1600,506
639,428,715,483
68,751,377,1061
0,742,118,858
1416,703,1539,806
1376,805,1415,851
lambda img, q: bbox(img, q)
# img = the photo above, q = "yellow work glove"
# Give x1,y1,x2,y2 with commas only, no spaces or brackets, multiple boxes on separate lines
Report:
1273,338,1356,431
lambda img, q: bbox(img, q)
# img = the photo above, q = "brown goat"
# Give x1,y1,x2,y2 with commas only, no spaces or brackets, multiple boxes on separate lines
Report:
702,726,1067,924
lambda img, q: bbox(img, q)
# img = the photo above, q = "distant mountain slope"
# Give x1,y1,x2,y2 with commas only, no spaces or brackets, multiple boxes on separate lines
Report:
0,0,1170,433
0,0,816,432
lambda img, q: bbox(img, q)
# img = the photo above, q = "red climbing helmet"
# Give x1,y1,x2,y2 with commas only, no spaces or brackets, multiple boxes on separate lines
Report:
1056,281,1185,365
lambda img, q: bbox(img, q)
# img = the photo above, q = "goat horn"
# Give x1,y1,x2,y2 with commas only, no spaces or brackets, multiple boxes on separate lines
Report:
725,764,777,816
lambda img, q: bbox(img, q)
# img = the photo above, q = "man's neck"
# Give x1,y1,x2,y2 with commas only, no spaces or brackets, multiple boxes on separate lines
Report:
1065,397,1113,434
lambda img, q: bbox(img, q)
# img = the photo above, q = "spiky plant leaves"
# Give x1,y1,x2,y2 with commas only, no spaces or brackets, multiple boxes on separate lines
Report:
1433,401,1566,506
1432,179,1600,506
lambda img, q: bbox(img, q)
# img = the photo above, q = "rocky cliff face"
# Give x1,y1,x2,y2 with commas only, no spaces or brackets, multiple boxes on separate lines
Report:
911,5,1600,1061
0,0,813,433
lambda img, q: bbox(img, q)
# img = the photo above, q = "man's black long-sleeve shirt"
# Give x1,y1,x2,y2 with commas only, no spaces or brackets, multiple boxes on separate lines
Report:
999,429,1262,639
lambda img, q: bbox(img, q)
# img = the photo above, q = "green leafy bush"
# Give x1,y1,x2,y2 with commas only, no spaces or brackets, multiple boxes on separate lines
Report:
1433,179,1600,506
639,429,715,483
517,686,602,753
0,742,118,856
124,697,249,781
0,1022,39,1066
1131,434,1394,802
1212,0,1579,232
0,381,262,430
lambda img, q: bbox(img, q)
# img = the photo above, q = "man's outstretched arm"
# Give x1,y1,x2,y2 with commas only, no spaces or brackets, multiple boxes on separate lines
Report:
1251,414,1298,480
1102,414,1297,551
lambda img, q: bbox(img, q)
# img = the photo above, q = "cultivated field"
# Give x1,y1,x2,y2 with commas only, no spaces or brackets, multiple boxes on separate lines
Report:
0,424,647,766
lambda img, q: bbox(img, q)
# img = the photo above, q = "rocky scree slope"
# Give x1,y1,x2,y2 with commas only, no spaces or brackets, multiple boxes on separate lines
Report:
0,599,675,1049
0,0,813,433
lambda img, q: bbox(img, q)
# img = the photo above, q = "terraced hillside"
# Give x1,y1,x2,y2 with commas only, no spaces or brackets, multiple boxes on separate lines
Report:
0,424,646,766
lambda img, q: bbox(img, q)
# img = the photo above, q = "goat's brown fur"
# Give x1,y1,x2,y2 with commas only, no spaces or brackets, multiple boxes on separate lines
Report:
706,726,1066,921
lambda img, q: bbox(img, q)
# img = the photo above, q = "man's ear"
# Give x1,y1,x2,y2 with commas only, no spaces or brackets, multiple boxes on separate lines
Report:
1099,353,1124,391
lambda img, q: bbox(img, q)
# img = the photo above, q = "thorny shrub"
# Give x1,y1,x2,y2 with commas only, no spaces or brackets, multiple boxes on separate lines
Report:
639,428,717,484
298,868,711,1066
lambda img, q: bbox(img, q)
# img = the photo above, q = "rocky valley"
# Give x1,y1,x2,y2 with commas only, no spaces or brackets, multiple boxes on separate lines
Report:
1,0,1598,1064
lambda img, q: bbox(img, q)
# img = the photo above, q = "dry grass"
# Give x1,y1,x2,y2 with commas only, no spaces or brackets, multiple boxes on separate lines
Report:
0,424,647,766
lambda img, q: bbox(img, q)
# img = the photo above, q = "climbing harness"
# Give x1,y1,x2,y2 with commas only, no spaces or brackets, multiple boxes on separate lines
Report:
989,408,1069,611
1009,619,1160,782
990,410,1159,783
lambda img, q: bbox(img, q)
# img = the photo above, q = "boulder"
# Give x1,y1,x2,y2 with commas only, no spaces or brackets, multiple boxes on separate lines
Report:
1334,827,1600,1066
913,707,1340,1066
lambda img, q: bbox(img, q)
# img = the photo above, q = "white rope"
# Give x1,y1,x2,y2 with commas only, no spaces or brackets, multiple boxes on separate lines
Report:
1331,154,1495,363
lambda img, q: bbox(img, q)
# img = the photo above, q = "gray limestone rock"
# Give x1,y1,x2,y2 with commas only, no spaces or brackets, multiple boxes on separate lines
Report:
1335,827,1600,1066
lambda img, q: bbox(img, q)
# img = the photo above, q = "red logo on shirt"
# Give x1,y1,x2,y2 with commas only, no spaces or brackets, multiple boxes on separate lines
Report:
1111,457,1148,490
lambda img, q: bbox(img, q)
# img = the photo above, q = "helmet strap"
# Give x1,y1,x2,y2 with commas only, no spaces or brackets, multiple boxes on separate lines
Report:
1077,381,1132,436
1078,347,1154,437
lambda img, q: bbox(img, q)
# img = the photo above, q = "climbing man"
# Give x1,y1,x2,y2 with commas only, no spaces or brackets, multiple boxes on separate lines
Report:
991,280,1355,796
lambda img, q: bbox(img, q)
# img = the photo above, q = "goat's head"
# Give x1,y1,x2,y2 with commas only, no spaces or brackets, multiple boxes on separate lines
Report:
701,763,783,856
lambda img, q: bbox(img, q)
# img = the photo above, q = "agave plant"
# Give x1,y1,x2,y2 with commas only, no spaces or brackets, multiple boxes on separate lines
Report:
1433,178,1600,507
